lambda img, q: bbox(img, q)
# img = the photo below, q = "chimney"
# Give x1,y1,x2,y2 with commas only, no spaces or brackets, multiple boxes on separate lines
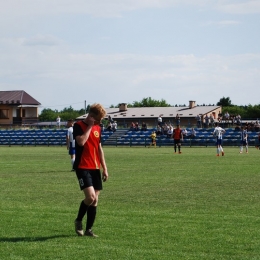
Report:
189,100,196,109
119,103,127,111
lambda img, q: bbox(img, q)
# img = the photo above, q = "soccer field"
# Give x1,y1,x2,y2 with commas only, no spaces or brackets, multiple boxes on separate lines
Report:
0,146,259,260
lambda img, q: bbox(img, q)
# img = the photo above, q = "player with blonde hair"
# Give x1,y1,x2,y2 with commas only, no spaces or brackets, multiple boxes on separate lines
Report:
73,103,108,237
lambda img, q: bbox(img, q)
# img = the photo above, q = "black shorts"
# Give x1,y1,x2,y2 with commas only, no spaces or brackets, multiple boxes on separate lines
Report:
174,139,181,145
76,169,103,191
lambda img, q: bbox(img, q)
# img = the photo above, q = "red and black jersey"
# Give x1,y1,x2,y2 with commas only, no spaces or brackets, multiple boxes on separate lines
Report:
73,121,101,170
173,128,182,140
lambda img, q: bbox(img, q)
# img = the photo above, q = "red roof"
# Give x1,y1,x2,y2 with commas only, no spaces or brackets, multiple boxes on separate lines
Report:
0,90,41,105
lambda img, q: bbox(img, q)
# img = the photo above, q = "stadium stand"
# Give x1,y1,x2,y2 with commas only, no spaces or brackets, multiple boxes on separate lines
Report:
0,128,259,147
0,129,67,146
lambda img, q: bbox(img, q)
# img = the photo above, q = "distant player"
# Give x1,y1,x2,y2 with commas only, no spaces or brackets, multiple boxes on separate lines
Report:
239,126,248,154
149,131,157,147
172,125,183,154
256,132,260,150
213,122,225,156
56,115,61,129
66,119,75,171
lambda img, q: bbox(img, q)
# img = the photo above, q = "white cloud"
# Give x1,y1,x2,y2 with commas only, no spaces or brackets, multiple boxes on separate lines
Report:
0,0,174,17
217,20,241,26
1,35,259,108
204,20,241,27
21,34,63,46
1,0,260,18
0,1,259,109
217,0,260,14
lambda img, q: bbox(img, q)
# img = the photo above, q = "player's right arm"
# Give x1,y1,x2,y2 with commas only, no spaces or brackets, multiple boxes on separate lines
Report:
75,127,92,146
172,130,175,139
74,116,95,146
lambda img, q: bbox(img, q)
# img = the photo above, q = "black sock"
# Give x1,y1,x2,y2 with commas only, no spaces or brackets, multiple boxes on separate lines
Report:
86,206,97,230
76,200,88,221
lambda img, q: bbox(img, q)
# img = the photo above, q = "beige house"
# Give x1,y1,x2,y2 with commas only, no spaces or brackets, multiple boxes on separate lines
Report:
78,101,222,128
0,90,41,126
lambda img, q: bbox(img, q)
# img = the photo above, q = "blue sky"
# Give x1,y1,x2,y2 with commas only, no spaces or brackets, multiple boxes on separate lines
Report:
1,0,260,111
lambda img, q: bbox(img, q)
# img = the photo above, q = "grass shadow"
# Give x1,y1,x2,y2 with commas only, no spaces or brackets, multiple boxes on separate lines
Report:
0,234,72,243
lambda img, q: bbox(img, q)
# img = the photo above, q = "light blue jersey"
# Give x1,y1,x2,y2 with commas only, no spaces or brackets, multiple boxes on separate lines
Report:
67,126,75,148
213,126,225,139
240,130,247,141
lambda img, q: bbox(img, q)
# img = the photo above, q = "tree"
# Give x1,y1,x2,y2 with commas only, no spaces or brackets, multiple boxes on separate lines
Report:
217,97,233,107
39,108,58,121
131,97,171,107
222,106,247,118
244,104,260,118
39,106,86,122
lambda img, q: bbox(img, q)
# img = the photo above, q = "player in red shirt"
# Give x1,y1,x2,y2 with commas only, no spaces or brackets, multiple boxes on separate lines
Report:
73,103,108,237
172,125,183,154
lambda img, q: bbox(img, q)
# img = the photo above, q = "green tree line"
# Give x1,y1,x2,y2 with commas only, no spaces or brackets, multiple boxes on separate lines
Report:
217,97,260,118
39,97,260,121
39,106,88,122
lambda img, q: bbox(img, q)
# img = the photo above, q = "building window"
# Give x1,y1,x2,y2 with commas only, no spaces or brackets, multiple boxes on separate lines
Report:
16,109,26,117
0,109,9,119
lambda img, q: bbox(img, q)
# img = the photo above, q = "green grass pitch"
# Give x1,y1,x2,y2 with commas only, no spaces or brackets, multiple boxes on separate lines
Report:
0,146,259,260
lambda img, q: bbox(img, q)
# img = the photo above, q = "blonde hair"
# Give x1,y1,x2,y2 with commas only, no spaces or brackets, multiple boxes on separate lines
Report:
89,103,106,121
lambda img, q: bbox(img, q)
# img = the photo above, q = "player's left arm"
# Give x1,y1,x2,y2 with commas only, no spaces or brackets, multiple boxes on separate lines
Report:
99,143,108,182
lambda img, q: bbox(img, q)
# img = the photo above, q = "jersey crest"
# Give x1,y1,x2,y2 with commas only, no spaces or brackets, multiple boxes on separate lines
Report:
94,131,99,138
